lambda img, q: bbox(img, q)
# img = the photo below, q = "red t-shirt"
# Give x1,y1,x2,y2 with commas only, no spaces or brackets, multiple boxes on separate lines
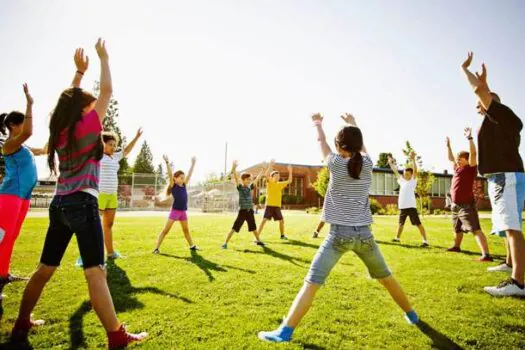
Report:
450,165,477,205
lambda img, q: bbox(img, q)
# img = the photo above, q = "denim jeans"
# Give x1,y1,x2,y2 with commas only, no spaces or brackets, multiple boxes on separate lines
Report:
40,192,104,269
305,224,391,285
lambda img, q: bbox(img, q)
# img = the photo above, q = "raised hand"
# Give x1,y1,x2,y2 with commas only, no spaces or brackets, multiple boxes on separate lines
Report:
23,83,33,105
475,63,488,85
446,137,451,148
74,48,89,73
387,155,394,164
136,127,144,138
162,154,170,163
287,164,292,172
340,113,356,125
95,38,109,61
464,127,472,139
191,156,197,164
462,51,473,69
311,113,323,123
232,160,239,169
409,151,416,160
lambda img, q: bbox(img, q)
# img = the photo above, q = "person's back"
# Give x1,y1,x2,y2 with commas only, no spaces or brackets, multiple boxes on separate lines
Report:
0,146,37,200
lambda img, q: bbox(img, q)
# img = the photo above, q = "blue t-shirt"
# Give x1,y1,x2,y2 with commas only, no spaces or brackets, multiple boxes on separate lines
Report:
171,183,188,211
0,145,38,200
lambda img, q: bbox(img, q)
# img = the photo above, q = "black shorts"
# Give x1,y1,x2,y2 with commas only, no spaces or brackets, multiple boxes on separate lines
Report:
232,209,257,232
452,203,481,233
399,208,421,226
264,206,283,221
40,192,105,269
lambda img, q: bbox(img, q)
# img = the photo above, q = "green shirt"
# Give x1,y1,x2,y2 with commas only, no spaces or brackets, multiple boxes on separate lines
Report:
238,184,255,210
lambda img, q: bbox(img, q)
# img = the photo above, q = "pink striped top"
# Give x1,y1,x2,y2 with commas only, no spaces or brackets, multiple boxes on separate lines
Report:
56,110,103,195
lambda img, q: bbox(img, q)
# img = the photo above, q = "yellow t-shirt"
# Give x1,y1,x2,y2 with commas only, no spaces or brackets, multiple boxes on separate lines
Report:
266,181,288,207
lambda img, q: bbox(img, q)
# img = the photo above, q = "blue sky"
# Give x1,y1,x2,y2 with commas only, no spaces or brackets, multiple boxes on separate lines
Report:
1,0,524,181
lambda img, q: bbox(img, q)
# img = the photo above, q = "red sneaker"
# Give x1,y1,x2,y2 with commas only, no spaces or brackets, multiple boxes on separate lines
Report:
108,324,148,349
11,318,45,339
446,246,461,253
479,255,494,262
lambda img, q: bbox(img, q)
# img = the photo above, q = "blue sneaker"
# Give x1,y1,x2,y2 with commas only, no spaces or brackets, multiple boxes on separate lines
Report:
107,251,122,260
221,244,228,249
258,325,294,343
75,257,84,268
404,310,419,325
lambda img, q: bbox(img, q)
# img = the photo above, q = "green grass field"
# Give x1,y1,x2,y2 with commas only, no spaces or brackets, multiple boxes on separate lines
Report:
1,213,524,349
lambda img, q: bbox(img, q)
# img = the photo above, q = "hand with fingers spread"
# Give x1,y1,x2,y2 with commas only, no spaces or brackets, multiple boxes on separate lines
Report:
446,137,451,148
136,127,144,138
462,51,473,69
191,156,197,164
475,63,488,86
311,113,323,124
74,48,89,74
23,83,33,106
464,127,473,139
95,38,109,61
163,154,170,164
341,113,356,125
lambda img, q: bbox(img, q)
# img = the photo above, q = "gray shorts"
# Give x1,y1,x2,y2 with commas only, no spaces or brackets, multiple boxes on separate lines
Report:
305,224,392,285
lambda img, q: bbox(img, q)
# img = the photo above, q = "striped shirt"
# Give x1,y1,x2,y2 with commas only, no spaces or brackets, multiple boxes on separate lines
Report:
238,184,255,210
99,151,123,194
56,110,103,196
321,152,373,226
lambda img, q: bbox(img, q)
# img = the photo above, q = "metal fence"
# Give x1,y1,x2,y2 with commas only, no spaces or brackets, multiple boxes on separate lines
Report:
30,173,242,212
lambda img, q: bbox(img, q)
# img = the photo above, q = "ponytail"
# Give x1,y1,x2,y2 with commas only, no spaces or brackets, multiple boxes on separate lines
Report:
347,151,363,179
0,113,7,136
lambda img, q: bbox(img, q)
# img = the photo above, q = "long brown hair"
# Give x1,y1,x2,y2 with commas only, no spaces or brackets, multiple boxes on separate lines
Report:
165,170,185,196
47,88,101,174
335,126,364,179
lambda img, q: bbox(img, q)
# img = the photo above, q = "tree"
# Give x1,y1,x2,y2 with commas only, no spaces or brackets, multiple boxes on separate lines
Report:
93,81,130,175
402,141,423,168
133,141,155,174
312,167,330,198
376,152,393,168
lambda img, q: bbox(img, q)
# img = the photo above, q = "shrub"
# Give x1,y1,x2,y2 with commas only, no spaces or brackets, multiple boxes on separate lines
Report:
306,207,321,214
370,198,383,215
258,194,266,204
384,204,399,215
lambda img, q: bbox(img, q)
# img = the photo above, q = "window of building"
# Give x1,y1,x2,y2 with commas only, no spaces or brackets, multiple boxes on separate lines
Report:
283,176,304,197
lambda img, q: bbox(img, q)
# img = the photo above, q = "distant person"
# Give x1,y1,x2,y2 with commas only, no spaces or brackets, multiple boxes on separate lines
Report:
445,130,492,261
387,153,429,247
153,155,198,254
462,52,525,296
258,113,419,343
222,160,266,249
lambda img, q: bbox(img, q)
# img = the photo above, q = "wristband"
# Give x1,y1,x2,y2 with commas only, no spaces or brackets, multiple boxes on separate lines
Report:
467,137,473,140
313,120,322,126
76,70,84,76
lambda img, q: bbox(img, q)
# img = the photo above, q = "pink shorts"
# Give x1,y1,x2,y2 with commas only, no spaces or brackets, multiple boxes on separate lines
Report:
169,209,188,221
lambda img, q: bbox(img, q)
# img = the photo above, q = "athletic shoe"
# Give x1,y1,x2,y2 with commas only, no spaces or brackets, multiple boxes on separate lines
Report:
258,325,294,343
107,251,122,260
421,242,429,248
404,310,419,325
280,235,288,240
221,243,228,249
190,245,199,251
487,263,512,273
7,274,29,283
478,255,494,262
312,231,319,238
392,238,400,243
11,318,45,340
446,246,461,253
256,241,266,247
75,257,84,268
152,249,160,255
484,279,525,297
107,324,148,349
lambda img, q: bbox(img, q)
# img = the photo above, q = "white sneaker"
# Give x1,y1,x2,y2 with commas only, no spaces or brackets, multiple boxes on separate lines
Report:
484,279,525,297
487,263,512,273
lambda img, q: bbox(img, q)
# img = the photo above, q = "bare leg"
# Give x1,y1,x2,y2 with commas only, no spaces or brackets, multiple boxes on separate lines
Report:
102,209,117,255
395,224,404,239
84,266,120,331
315,221,325,233
180,220,195,247
17,264,56,321
224,230,236,245
258,218,269,237
504,238,512,266
279,219,285,235
155,219,175,250
506,230,525,284
283,282,321,328
453,232,464,248
473,230,490,256
378,275,413,312
417,224,428,242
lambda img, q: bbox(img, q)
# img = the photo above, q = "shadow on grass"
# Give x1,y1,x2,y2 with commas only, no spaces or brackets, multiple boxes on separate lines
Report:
299,343,327,350
240,246,311,267
376,240,505,259
278,239,320,250
159,250,256,282
416,320,464,350
68,259,192,349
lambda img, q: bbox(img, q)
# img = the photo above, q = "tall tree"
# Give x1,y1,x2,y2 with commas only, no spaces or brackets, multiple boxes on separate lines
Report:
312,167,329,198
376,152,393,168
133,141,155,174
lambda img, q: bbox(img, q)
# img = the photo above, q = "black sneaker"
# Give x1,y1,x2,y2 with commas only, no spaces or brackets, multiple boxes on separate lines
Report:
256,241,266,247
280,235,288,240
152,249,160,254
190,245,199,251
392,238,400,243
421,242,429,248
312,232,319,238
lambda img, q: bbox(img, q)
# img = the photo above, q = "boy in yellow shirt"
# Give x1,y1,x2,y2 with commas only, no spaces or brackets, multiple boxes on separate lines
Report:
258,159,293,239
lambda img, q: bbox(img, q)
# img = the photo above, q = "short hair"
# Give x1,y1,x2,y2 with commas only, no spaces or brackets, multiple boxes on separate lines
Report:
405,167,414,174
174,170,185,178
102,131,119,144
270,171,279,177
457,151,469,161
241,173,251,181
490,92,501,102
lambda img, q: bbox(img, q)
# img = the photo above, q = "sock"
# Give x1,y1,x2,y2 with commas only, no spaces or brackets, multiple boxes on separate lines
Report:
511,278,524,289
278,325,294,339
405,310,419,324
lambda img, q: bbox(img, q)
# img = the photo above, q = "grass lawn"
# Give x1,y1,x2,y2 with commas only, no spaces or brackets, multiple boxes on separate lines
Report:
1,213,524,349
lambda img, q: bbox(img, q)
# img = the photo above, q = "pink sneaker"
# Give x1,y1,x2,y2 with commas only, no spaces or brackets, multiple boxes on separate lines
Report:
108,324,148,349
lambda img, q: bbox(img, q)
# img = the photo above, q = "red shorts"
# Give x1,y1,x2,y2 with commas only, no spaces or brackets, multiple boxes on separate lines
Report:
169,209,188,221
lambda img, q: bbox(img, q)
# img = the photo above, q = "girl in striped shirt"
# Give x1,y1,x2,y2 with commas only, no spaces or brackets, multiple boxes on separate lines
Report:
258,113,419,343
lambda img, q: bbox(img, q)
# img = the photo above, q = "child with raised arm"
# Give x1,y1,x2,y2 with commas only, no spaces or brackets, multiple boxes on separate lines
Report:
388,153,429,247
75,128,143,267
258,113,419,343
11,42,148,349
445,129,492,261
462,52,525,296
222,161,266,249
153,155,198,253
0,84,37,301
257,160,293,240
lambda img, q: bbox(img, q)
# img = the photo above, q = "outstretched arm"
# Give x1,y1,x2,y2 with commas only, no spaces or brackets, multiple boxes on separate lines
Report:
124,128,143,157
446,137,456,168
29,142,48,156
410,151,418,178
285,164,293,185
387,155,401,179
264,159,275,180
461,52,493,111
253,165,265,188
163,155,174,185
341,113,368,154
72,48,89,88
312,113,332,161
185,157,196,185
231,160,240,186
465,127,477,167
3,84,33,154
94,38,113,123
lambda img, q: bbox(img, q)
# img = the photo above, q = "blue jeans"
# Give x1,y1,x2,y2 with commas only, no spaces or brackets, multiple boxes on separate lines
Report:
305,225,391,285
40,192,104,269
